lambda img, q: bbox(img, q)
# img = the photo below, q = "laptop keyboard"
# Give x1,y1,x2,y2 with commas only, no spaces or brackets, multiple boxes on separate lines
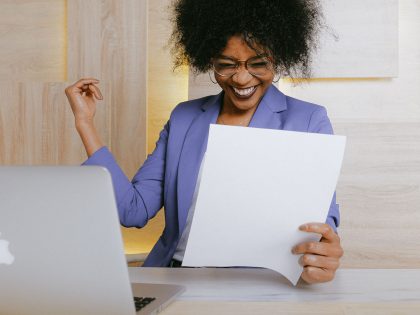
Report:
133,296,156,312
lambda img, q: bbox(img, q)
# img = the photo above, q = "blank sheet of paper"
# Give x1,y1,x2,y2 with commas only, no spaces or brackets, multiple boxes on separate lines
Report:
182,124,346,285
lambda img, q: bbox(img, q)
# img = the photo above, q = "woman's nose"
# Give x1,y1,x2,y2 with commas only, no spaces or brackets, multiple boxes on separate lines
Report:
231,67,253,85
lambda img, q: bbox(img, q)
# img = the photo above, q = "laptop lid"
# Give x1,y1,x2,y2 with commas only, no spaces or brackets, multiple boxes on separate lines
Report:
0,166,169,315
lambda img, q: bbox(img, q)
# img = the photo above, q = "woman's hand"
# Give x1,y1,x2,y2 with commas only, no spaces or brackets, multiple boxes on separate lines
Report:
64,78,104,156
292,223,343,284
65,78,103,126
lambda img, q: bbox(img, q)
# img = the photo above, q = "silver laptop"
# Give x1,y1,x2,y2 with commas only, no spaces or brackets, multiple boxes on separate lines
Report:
0,166,184,315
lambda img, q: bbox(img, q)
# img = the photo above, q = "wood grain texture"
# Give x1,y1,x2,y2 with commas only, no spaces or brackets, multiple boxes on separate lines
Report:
134,267,420,314
67,0,102,80
0,1,151,254
0,0,66,81
67,0,149,171
67,0,148,177
68,0,152,254
0,82,89,164
160,302,420,315
336,122,420,268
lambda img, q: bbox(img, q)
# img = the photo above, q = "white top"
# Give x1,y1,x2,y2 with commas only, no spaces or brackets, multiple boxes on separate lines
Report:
172,155,206,261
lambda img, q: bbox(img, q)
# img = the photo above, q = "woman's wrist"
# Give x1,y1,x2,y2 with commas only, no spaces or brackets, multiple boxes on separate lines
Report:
75,120,103,157
75,119,95,132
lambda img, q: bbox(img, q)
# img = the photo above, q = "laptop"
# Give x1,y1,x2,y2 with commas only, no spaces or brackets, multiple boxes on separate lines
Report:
0,166,185,315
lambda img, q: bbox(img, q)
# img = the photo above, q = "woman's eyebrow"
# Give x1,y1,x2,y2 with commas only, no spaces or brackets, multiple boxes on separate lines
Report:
216,55,237,61
216,54,267,60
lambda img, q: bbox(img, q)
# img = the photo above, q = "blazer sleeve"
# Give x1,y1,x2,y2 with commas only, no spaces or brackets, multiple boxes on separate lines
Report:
307,107,341,232
82,121,170,228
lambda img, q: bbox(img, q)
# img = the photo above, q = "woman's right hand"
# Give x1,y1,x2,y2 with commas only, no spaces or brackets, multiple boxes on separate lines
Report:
64,78,104,157
65,78,103,126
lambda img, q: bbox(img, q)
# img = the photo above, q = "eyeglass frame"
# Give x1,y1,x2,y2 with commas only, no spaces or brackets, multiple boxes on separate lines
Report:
211,53,275,78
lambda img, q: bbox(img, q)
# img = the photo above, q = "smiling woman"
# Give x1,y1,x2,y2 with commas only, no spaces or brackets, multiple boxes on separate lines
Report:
65,0,343,284
212,36,275,125
170,0,322,126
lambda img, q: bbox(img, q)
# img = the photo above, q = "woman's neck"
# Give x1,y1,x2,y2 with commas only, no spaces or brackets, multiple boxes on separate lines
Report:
217,100,258,126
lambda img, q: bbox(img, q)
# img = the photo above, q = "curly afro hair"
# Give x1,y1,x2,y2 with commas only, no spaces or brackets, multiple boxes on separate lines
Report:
170,0,323,78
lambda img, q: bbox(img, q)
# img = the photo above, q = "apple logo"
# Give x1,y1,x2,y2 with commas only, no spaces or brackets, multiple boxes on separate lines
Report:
0,233,15,265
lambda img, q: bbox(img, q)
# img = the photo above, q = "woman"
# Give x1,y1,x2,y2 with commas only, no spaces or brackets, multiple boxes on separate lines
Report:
65,0,343,284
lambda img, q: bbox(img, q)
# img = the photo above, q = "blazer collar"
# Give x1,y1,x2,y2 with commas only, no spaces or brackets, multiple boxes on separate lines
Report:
261,84,288,113
248,84,287,129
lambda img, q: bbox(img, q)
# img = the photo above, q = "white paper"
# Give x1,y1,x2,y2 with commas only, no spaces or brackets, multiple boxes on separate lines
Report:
182,124,346,285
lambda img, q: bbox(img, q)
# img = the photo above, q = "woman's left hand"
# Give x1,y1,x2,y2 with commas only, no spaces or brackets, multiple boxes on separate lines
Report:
292,223,343,284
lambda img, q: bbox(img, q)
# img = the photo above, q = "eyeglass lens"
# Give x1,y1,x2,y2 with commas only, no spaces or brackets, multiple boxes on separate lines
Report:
213,56,271,77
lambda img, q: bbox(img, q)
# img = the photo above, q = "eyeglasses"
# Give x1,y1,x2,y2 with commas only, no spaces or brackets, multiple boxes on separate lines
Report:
212,54,273,78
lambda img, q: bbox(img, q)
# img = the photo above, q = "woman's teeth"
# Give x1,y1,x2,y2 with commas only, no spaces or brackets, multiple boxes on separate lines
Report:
233,86,256,97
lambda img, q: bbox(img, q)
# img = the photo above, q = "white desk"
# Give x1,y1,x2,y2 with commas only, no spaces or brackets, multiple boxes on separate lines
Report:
128,268,420,314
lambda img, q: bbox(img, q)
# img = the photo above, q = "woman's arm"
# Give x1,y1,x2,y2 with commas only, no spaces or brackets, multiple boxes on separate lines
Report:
65,78,104,157
292,106,343,284
65,78,167,228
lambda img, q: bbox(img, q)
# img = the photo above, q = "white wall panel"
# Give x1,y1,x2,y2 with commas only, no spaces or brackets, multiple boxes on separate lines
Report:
312,0,399,78
188,0,400,100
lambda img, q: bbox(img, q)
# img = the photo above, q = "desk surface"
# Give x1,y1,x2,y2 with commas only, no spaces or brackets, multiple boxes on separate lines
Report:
128,268,420,314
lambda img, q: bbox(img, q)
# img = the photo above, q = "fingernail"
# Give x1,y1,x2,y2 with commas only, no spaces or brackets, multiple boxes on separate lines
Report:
299,224,308,231
291,247,296,254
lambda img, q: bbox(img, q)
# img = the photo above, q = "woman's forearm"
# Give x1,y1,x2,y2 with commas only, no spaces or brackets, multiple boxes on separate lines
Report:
75,121,104,157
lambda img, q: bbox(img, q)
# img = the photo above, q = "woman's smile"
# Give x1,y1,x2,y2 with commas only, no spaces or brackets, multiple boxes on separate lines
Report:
231,85,259,99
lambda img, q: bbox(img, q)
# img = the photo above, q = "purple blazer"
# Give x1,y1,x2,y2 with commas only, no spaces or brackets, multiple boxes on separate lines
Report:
83,84,340,267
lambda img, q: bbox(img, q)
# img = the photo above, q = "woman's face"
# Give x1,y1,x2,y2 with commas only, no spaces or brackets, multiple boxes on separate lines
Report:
214,35,275,113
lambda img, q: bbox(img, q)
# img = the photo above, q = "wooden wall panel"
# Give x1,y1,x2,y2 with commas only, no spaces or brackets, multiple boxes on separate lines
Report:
336,123,420,268
41,83,88,164
67,0,102,81
67,0,152,254
0,82,87,165
103,0,148,178
0,1,151,254
0,0,66,82
67,0,148,178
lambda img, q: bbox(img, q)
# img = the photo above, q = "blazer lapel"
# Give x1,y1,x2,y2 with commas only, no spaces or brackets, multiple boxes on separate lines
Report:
248,84,288,130
177,94,222,232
